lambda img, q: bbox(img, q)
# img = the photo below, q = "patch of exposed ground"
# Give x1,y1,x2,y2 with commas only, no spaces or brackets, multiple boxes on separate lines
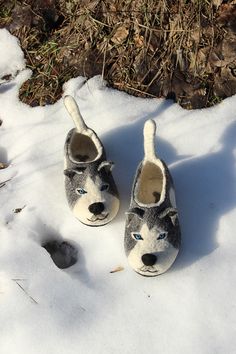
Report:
1,0,236,108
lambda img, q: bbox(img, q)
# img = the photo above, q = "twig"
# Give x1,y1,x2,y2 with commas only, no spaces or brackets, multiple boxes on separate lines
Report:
13,280,38,304
121,84,157,97
135,22,194,32
0,178,11,188
101,42,108,81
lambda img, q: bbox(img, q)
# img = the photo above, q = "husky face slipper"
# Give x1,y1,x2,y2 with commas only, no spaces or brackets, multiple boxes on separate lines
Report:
63,95,120,226
124,120,181,276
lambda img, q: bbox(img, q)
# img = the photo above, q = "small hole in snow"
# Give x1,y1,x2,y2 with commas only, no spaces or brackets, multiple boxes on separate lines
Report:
42,240,78,269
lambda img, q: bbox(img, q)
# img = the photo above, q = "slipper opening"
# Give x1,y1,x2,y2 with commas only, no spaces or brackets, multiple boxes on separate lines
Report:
137,161,164,204
70,132,99,162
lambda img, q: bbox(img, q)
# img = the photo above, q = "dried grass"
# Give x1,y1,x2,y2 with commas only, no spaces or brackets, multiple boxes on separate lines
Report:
1,0,236,108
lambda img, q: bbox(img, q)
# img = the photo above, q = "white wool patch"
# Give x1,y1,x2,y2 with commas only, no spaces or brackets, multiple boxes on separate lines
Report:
72,176,119,226
128,224,179,276
64,95,87,132
143,119,157,161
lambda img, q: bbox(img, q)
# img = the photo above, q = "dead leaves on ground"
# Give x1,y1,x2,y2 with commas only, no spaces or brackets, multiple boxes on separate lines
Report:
1,0,236,108
111,26,129,45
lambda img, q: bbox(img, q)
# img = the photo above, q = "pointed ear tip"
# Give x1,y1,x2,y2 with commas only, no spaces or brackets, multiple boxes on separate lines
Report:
127,207,145,219
64,168,77,176
98,161,114,171
168,208,178,215
159,207,178,219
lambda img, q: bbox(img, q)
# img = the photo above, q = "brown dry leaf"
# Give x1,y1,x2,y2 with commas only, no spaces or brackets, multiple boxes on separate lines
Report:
9,4,32,31
0,162,8,169
214,67,236,97
217,4,236,32
134,34,144,48
110,266,124,274
212,0,223,8
221,34,236,64
83,0,100,11
189,48,210,75
190,29,200,44
109,4,117,12
111,26,129,45
209,51,226,68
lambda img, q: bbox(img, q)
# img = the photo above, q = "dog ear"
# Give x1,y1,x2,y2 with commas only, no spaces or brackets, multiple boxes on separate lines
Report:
159,207,178,226
75,166,87,174
126,208,145,228
64,167,86,178
64,169,76,178
97,161,114,173
126,207,145,220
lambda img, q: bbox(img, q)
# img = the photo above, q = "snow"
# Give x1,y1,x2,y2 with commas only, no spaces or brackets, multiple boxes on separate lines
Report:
0,29,25,82
1,29,236,354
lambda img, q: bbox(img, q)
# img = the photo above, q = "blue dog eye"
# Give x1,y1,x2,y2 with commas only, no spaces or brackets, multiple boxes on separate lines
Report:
158,232,167,240
101,183,109,192
133,233,143,241
76,188,87,195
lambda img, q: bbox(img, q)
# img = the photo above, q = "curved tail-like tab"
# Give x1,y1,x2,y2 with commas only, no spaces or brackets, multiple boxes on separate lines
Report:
143,119,157,160
64,95,88,132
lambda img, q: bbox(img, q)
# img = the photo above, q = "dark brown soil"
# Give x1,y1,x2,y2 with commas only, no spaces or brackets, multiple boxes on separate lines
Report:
1,0,236,108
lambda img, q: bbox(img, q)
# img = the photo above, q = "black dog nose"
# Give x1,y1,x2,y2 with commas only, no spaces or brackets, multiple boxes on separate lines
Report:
89,202,105,215
142,253,157,266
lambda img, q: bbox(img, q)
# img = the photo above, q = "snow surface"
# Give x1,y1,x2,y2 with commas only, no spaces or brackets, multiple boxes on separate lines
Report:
1,29,236,354
0,29,25,82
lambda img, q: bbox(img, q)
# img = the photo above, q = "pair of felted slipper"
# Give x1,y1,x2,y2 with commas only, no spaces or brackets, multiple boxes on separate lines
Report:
63,96,181,276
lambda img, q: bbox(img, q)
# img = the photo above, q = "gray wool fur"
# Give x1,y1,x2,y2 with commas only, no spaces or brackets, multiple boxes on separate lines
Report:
63,96,119,226
124,119,181,276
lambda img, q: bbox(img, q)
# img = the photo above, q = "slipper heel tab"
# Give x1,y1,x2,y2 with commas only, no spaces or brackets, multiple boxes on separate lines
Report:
64,95,87,132
143,119,157,161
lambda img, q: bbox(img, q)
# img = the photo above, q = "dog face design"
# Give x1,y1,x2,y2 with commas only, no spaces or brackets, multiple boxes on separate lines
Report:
64,161,119,226
124,207,181,276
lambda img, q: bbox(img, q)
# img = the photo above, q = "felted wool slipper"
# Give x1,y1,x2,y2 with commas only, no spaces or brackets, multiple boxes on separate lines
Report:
63,95,120,226
124,120,181,276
